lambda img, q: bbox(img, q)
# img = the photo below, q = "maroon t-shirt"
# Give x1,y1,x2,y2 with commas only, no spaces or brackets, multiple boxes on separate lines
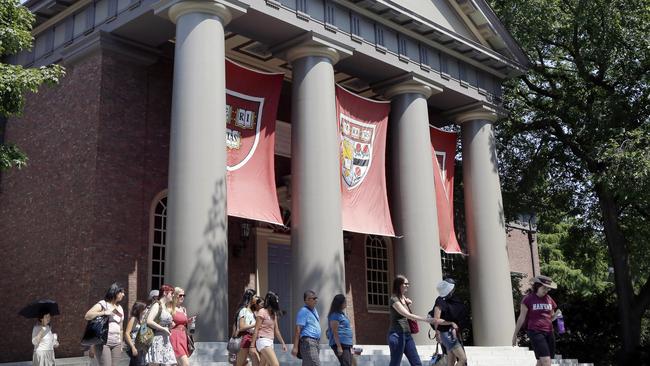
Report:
522,293,557,332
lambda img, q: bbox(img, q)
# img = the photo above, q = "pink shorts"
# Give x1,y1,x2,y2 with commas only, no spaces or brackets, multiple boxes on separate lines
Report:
240,333,253,348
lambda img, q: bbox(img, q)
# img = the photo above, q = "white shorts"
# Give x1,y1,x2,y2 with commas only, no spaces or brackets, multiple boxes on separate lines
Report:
256,337,274,351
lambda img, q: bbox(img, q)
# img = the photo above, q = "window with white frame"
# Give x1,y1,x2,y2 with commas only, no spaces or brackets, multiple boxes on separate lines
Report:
366,235,391,308
151,196,167,291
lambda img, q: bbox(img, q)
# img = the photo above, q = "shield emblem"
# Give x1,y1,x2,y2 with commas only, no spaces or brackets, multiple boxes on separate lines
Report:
226,90,265,171
340,114,376,189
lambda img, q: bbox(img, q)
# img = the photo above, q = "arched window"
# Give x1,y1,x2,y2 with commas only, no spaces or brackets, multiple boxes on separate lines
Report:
150,193,167,291
365,235,392,309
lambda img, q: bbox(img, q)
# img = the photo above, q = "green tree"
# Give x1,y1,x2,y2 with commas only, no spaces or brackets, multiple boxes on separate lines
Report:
0,0,64,170
488,0,650,363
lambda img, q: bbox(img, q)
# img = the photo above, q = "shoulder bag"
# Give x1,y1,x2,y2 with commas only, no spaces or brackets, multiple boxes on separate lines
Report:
135,301,162,349
81,301,109,346
405,302,420,334
226,316,242,354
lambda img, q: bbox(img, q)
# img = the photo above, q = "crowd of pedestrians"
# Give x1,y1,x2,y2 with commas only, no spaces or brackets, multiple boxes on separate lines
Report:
28,274,561,366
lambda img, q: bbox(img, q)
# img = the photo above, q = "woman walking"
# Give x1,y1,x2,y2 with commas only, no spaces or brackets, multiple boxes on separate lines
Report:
235,289,261,366
124,302,147,366
327,294,354,366
84,283,126,366
169,287,192,366
32,312,58,366
252,292,287,366
512,275,561,366
387,275,432,366
145,284,177,366
431,279,467,366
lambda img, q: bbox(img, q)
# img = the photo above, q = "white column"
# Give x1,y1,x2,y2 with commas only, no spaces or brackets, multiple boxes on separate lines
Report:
164,0,231,341
385,80,443,344
288,44,345,337
456,107,515,346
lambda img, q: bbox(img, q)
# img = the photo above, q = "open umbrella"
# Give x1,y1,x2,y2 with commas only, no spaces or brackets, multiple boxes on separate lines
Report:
19,299,60,318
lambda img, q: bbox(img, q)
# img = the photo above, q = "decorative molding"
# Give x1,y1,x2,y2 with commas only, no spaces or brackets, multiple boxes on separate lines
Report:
372,73,443,99
443,102,505,124
61,30,160,66
153,0,248,24
271,31,353,65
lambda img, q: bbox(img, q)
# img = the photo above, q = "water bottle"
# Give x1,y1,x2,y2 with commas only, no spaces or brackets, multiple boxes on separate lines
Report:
556,314,565,334
189,317,196,334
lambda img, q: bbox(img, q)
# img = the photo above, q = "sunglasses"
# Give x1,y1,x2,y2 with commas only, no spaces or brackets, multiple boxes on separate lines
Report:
178,294,186,298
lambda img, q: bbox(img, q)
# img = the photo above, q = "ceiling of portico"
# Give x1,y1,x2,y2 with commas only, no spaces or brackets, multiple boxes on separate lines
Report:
222,31,476,112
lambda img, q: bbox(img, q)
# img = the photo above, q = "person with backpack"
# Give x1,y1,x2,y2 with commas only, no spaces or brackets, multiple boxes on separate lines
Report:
430,278,467,366
144,284,177,365
512,275,561,366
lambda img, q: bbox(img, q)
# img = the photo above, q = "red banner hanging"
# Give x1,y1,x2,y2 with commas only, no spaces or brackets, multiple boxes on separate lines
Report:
225,59,284,225
337,85,395,236
430,127,461,254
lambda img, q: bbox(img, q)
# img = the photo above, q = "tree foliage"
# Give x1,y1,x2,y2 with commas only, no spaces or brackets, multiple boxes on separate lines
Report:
489,0,650,363
0,0,64,170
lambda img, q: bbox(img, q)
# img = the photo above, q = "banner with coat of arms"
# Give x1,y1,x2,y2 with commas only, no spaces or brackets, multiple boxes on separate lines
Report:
430,127,462,254
337,85,395,236
225,59,284,225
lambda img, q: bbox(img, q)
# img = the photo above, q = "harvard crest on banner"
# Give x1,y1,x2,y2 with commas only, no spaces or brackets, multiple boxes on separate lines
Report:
340,117,375,189
225,59,284,225
336,85,395,237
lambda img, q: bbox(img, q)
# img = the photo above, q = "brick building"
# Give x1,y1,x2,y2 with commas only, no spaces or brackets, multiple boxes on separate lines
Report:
0,0,534,362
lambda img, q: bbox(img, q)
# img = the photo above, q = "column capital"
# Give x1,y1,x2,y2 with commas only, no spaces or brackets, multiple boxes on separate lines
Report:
444,102,506,124
154,0,246,25
271,32,353,65
372,73,443,100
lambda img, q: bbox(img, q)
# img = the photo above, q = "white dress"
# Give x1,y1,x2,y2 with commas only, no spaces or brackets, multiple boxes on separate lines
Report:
32,325,55,366
144,306,177,365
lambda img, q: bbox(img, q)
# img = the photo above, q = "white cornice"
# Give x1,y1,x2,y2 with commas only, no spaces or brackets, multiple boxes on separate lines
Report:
444,101,505,123
372,73,444,99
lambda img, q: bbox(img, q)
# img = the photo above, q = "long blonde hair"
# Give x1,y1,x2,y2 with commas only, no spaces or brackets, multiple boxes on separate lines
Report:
168,287,184,314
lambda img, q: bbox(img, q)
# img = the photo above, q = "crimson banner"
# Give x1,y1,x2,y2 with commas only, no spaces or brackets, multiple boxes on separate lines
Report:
337,85,395,236
225,59,284,225
430,127,461,253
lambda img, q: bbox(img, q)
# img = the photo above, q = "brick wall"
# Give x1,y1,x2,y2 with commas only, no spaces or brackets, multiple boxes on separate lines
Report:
506,224,539,292
0,48,173,362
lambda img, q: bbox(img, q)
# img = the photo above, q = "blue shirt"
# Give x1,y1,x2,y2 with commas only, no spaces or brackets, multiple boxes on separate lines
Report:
296,305,321,339
327,312,353,346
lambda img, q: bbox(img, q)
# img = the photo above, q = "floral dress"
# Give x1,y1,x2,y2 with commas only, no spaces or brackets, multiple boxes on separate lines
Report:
144,305,177,365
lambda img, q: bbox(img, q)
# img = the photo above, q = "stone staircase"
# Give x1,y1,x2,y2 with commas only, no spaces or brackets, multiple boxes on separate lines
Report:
0,343,594,366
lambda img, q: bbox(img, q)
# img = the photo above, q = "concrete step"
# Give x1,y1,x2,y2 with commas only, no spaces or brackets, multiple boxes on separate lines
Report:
0,343,560,366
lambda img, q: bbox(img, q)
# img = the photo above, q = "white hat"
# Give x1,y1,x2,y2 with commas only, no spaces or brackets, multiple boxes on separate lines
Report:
148,290,160,300
436,280,455,298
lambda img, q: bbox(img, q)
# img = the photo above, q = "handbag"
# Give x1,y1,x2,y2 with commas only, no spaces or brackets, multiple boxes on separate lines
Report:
81,302,109,346
227,336,241,354
296,338,302,359
186,332,195,356
81,315,108,346
429,343,444,365
405,302,420,334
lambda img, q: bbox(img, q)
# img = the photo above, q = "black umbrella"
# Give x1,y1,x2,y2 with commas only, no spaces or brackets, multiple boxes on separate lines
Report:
19,299,60,318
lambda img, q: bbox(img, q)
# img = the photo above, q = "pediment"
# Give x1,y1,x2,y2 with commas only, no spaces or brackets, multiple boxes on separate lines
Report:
364,0,529,69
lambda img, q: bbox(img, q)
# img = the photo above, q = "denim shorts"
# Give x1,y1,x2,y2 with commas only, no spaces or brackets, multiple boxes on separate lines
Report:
439,330,462,351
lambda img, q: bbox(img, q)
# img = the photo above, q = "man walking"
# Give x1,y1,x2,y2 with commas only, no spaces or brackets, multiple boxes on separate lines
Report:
292,290,321,365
